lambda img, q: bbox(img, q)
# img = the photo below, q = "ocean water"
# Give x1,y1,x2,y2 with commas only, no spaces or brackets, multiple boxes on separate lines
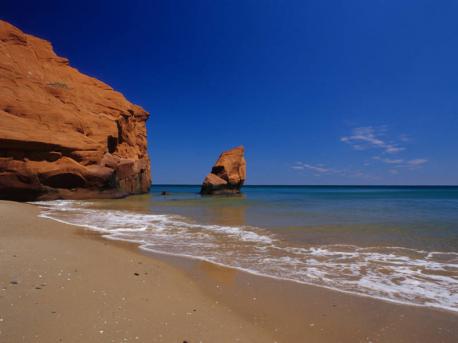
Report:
35,185,458,312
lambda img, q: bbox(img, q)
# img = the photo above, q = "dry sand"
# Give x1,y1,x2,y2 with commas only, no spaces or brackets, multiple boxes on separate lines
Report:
0,200,457,342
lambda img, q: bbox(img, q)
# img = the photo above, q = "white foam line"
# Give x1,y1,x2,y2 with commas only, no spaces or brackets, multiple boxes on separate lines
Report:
34,203,458,315
38,213,112,233
135,244,458,314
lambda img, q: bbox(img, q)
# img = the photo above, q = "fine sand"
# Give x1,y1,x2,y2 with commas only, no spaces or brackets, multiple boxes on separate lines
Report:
0,200,457,343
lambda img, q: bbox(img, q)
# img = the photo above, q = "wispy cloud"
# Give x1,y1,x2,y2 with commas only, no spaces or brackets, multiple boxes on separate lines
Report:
372,156,404,164
341,126,404,154
372,156,428,169
293,126,427,180
291,162,376,180
407,159,428,166
341,125,428,175
292,162,332,174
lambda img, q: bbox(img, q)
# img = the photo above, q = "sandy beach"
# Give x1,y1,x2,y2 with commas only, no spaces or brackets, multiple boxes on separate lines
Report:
1,5,458,343
1,200,457,343
0,201,273,342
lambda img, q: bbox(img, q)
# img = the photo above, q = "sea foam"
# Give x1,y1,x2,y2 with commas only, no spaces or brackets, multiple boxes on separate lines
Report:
35,200,458,313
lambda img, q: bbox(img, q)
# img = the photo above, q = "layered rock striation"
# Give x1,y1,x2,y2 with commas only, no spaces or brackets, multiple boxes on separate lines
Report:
201,146,246,195
0,20,151,200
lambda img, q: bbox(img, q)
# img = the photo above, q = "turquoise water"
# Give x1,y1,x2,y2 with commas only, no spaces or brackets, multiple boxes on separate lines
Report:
146,185,458,252
36,185,458,312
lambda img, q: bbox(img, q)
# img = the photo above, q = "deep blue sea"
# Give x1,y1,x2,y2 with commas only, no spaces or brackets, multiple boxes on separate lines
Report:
36,185,458,312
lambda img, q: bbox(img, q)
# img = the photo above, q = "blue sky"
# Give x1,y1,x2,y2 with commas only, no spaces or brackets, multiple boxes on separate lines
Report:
3,0,458,184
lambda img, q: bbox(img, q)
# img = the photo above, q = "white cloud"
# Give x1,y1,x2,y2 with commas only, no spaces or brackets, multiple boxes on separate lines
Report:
341,126,404,154
372,156,404,164
373,156,428,172
292,162,331,174
407,159,428,166
291,162,376,180
293,126,427,179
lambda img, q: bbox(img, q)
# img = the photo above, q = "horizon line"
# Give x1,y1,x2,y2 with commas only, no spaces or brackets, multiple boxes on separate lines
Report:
151,184,458,187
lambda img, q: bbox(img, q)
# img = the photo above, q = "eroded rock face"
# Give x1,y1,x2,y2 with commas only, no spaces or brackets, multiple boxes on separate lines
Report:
0,20,151,200
201,146,246,195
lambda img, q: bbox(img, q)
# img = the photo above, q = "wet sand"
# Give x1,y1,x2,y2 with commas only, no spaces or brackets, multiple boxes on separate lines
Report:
1,200,457,342
162,255,458,342
0,201,273,342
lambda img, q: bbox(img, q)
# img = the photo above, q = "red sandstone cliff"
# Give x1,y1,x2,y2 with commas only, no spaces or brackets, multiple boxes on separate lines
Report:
0,20,151,200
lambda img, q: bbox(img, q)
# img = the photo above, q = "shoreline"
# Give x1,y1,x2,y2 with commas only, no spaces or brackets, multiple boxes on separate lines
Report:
0,201,274,343
35,198,458,314
1,200,457,342
137,246,458,314
145,248,458,342
38,203,458,315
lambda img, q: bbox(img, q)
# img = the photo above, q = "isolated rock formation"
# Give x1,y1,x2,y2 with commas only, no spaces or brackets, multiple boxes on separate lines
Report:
0,20,151,201
201,146,246,195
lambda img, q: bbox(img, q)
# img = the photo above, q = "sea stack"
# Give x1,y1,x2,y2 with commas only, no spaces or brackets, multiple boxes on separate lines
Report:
200,146,246,195
0,20,151,201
